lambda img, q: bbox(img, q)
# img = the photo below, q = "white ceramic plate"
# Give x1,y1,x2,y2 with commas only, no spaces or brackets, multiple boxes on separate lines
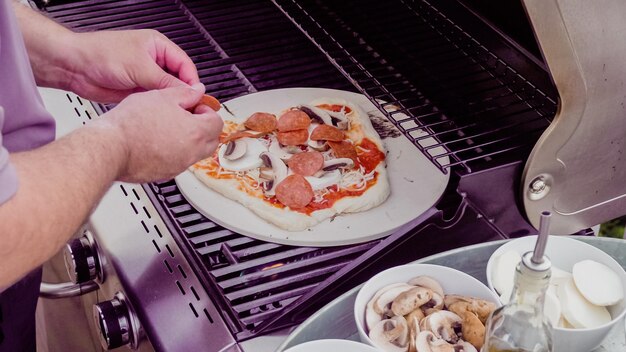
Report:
175,88,450,246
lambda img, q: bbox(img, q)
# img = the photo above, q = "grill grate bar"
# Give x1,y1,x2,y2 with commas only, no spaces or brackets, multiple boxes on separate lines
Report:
218,243,376,289
48,2,177,22
224,262,345,302
235,287,311,315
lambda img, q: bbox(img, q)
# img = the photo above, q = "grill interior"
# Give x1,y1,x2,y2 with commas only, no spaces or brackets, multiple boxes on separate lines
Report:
40,0,556,342
274,0,557,174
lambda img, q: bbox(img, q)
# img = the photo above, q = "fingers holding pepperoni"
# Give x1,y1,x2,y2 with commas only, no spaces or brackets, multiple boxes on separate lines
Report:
244,112,277,133
275,174,314,209
288,151,324,176
196,94,221,111
277,109,311,132
220,130,266,143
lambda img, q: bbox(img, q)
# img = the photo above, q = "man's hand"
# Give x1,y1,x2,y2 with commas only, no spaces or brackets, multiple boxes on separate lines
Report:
14,3,199,103
98,84,223,182
66,29,201,103
0,84,222,287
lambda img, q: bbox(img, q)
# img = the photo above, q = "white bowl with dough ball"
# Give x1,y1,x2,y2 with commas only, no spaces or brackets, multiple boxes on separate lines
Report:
282,339,379,352
354,263,501,352
486,235,626,352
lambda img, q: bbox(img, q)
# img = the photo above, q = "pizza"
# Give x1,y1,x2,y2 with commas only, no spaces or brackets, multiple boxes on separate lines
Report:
189,97,390,231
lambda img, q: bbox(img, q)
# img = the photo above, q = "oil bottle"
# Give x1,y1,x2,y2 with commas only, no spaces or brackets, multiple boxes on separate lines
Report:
482,211,554,352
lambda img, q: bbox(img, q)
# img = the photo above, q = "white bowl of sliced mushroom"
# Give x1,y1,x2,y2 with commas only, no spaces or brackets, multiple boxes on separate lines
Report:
283,339,379,352
354,263,501,352
486,235,626,352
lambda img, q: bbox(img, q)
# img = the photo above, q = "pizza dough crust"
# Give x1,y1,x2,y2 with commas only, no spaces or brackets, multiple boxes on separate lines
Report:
190,97,391,231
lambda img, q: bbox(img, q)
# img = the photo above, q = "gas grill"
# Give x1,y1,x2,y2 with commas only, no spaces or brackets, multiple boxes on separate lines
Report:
34,0,609,351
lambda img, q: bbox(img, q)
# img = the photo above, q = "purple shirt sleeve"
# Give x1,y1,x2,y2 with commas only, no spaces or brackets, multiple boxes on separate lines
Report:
0,106,19,205
0,1,56,206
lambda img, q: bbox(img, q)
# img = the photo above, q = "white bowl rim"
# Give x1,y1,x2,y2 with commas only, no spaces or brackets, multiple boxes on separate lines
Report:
284,339,379,351
354,263,501,346
485,235,626,332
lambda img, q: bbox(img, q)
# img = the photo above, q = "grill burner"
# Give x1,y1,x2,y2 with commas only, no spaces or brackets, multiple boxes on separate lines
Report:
39,0,563,345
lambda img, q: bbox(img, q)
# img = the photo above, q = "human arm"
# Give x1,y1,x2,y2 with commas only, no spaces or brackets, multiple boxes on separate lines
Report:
12,1,199,103
0,85,223,289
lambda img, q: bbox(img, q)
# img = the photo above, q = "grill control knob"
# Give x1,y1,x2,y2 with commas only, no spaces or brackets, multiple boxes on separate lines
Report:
93,292,141,350
64,232,100,283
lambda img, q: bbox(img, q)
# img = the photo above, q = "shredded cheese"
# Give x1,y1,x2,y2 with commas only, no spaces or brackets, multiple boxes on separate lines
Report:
355,145,372,153
312,188,331,204
340,170,367,191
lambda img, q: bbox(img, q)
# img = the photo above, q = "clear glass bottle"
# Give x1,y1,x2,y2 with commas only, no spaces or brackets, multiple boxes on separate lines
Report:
482,212,554,352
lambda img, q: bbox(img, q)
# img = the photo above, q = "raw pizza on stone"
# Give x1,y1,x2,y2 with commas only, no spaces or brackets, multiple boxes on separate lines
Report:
190,98,391,231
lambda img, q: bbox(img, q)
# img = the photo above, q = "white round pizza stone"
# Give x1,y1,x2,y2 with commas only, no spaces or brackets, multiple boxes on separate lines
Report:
175,88,450,246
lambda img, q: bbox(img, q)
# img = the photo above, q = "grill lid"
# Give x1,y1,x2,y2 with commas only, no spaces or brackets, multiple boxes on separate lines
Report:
522,0,626,234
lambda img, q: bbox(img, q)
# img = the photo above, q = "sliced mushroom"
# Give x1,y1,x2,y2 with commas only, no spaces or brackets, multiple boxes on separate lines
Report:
327,109,350,130
299,104,333,125
419,310,463,344
408,276,445,298
446,297,496,325
259,167,273,180
373,284,415,316
369,316,410,352
306,123,330,151
460,311,485,350
421,292,445,316
415,331,457,352
283,145,303,154
455,340,478,352
366,283,413,330
391,286,433,317
322,157,355,171
308,140,328,151
217,137,267,172
305,170,341,191
405,309,424,352
258,151,287,196
268,136,294,161
223,139,247,160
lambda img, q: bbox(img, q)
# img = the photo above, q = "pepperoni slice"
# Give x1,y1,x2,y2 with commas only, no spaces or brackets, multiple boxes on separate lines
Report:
277,109,311,132
198,94,221,111
277,129,309,146
328,140,359,165
288,151,325,176
220,130,266,143
275,174,314,209
310,124,344,142
244,112,277,133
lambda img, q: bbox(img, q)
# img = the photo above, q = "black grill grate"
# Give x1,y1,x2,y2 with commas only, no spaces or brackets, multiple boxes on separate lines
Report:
154,178,379,335
273,0,557,173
